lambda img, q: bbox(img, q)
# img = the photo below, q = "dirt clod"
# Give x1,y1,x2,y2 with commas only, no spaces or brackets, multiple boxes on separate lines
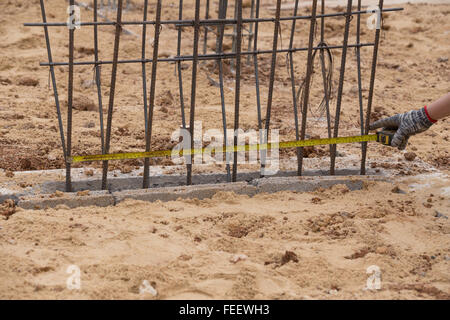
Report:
404,152,417,161
70,96,97,111
5,170,14,178
0,199,16,220
17,77,38,86
280,251,299,266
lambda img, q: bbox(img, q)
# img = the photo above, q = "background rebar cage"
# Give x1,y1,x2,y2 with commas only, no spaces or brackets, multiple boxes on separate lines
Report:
25,0,402,192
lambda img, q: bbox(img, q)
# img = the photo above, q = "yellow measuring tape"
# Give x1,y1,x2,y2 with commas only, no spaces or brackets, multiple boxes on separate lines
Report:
69,134,378,163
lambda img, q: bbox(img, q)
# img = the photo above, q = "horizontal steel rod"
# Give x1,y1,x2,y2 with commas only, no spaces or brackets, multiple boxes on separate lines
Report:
24,7,402,27
39,42,374,66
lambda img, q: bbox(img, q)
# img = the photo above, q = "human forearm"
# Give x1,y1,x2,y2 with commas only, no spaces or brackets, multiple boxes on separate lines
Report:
427,92,450,120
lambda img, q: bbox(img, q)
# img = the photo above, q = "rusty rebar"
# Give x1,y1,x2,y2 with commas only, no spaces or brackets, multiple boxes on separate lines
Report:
298,0,318,176
330,0,353,175
261,0,282,176
143,0,162,189
186,0,202,186
361,0,384,175
232,0,243,182
141,0,149,137
40,43,376,67
25,8,402,28
288,0,301,175
66,0,75,192
101,0,124,190
177,0,186,129
38,0,67,161
94,0,105,153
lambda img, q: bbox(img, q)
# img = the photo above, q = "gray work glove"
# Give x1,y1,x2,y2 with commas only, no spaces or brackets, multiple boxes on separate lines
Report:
369,107,435,150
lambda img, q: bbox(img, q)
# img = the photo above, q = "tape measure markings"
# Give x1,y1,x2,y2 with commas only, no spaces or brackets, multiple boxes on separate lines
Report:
70,134,378,163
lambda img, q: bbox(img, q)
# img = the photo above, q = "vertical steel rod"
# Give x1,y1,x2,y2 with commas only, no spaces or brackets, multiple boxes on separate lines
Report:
318,0,333,147
216,0,231,182
203,0,210,55
232,0,243,182
252,0,263,169
186,0,201,186
297,0,318,175
141,0,149,137
66,0,75,192
261,0,282,175
329,0,353,175
94,0,105,153
39,0,67,160
101,0,124,190
356,0,364,137
176,0,186,129
319,47,333,141
287,0,301,175
361,0,384,175
246,0,255,65
143,0,162,189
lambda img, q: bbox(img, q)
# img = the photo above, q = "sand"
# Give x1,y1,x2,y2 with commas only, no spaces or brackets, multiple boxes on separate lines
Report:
1,178,449,299
0,0,449,299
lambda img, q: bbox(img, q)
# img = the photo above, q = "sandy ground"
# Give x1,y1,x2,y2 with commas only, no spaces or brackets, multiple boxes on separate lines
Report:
0,177,449,299
0,0,449,299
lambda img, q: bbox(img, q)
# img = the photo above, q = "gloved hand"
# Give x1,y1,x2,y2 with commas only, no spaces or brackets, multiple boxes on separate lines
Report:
369,107,436,150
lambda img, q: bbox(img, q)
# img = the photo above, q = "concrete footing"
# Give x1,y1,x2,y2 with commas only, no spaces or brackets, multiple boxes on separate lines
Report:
18,191,115,210
12,175,380,209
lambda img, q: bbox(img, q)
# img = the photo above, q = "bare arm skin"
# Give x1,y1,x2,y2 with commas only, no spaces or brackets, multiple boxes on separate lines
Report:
427,92,450,120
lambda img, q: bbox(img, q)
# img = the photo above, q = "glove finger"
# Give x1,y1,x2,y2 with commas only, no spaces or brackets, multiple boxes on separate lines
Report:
369,115,400,130
397,136,410,150
391,129,408,149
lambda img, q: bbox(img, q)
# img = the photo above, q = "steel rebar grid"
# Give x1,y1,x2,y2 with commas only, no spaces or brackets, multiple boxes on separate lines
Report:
27,0,399,189
66,0,75,192
141,0,149,137
143,0,162,189
38,0,67,162
25,7,402,27
101,0,124,190
361,0,384,175
287,0,301,175
186,0,202,186
94,0,105,153
216,0,231,182
329,0,353,175
297,0,318,176
232,0,243,182
39,43,376,67
261,0,282,176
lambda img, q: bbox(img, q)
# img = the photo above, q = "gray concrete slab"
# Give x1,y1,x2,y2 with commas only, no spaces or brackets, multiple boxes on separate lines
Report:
252,176,367,193
113,182,258,203
18,190,114,210
6,170,390,209
37,168,375,193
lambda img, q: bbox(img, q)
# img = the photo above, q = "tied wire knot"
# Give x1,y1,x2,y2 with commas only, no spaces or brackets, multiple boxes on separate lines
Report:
296,41,334,117
113,21,124,30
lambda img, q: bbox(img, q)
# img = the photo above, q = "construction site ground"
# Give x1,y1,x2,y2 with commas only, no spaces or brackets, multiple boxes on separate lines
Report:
0,0,449,299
